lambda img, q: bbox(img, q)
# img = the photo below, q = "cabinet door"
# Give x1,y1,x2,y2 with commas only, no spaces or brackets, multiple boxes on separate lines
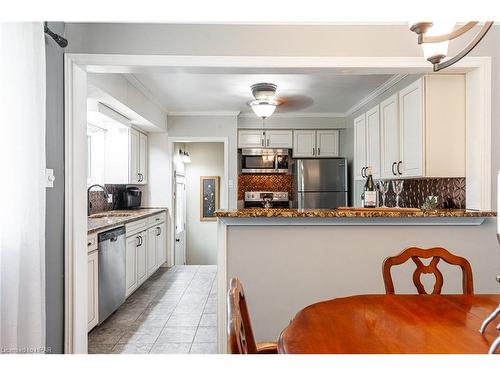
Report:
156,222,167,267
265,130,293,148
125,235,138,297
380,94,400,179
238,130,264,148
365,105,381,179
353,114,367,180
136,231,147,286
87,251,99,332
293,130,316,158
316,130,339,158
399,79,423,177
138,132,148,184
147,227,157,276
129,128,140,184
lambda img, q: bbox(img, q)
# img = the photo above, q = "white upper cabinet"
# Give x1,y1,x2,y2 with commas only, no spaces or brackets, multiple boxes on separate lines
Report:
365,105,381,179
265,130,293,148
105,127,148,185
367,75,465,180
399,79,423,178
238,130,292,148
353,114,367,180
293,130,316,157
238,130,265,148
293,130,339,158
316,130,339,158
380,94,400,178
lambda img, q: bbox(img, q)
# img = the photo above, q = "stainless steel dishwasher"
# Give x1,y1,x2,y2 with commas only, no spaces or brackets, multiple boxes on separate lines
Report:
98,226,126,324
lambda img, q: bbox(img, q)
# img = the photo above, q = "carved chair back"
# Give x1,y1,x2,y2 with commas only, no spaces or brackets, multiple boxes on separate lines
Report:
383,247,474,295
227,277,258,354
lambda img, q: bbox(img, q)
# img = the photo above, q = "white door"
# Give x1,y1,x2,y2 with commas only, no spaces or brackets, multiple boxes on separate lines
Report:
380,94,400,179
353,114,367,180
266,130,293,148
293,130,316,158
238,130,264,148
365,105,381,179
399,79,424,177
136,230,147,286
138,132,148,184
316,130,339,157
174,173,187,265
125,235,138,297
156,222,167,267
146,227,157,276
129,128,140,184
87,250,98,332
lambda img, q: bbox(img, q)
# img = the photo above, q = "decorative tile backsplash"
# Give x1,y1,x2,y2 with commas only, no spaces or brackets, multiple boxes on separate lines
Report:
383,177,465,209
238,174,293,200
88,184,145,215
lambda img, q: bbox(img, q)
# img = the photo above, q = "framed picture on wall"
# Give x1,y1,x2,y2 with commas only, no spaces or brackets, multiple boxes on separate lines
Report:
200,176,220,221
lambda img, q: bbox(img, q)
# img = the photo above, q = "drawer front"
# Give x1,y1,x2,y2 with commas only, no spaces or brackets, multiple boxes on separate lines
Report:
147,212,166,227
87,234,98,253
125,218,147,237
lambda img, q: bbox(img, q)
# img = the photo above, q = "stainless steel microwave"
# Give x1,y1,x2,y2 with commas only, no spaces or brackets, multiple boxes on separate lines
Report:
240,148,290,174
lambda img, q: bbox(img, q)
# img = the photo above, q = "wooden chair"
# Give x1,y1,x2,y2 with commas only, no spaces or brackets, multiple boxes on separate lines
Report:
227,277,278,354
382,247,474,295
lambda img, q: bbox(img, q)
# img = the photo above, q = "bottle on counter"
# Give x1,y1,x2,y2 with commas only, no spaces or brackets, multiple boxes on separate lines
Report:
363,167,377,208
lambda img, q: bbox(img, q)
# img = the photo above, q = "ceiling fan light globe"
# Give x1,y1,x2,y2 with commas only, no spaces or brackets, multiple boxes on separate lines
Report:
250,102,276,119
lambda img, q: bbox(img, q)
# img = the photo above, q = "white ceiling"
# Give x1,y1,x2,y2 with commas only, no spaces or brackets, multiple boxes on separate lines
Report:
130,73,395,115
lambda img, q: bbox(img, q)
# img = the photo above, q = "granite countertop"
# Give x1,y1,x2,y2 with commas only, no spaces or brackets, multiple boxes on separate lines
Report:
214,208,497,219
88,208,168,234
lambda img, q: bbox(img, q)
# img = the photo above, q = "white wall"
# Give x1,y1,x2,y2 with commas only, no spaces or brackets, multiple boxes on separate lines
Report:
184,143,224,265
167,115,237,209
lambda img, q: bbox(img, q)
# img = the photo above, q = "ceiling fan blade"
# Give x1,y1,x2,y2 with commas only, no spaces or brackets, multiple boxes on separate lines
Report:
277,95,314,112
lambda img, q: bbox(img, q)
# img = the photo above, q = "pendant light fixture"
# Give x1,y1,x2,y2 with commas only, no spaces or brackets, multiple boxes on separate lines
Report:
410,21,493,71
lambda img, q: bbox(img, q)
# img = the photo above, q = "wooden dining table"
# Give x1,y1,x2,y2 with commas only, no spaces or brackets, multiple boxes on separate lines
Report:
278,294,500,354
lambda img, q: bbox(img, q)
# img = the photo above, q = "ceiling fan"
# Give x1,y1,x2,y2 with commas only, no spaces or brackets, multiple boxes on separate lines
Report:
247,82,313,119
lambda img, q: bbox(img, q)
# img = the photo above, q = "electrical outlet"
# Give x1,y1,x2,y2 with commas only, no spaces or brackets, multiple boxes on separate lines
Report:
107,195,113,204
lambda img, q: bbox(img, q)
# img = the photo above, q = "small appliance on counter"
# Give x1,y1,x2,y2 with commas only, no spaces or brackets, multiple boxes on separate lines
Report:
244,191,289,208
119,186,142,209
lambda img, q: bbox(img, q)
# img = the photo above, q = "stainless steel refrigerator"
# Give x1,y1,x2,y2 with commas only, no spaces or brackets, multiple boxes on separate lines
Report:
292,158,348,209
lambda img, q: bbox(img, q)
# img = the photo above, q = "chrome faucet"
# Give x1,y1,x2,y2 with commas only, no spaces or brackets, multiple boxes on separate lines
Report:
87,184,110,216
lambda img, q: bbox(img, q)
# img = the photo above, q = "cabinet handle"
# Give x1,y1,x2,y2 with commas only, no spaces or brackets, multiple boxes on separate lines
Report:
391,162,397,176
266,138,270,147
397,161,402,175
136,236,141,247
318,148,320,156
312,148,315,156
87,241,92,246
156,227,161,236
362,167,366,178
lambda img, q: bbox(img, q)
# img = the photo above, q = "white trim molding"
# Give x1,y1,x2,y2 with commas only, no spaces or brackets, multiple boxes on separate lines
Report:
238,111,345,118
167,111,240,117
344,74,408,116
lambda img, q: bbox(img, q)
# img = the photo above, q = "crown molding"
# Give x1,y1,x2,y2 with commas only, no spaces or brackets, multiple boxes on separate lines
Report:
168,111,241,117
123,73,169,114
344,74,408,117
239,111,345,119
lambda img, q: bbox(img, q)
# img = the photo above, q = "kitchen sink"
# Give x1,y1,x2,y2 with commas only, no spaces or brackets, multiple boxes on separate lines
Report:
89,212,134,219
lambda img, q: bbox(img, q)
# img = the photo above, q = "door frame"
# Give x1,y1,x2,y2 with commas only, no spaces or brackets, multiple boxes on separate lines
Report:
168,137,230,268
173,171,187,265
64,53,491,353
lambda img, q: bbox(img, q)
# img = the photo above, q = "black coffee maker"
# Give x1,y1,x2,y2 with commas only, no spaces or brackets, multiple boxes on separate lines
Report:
119,187,142,209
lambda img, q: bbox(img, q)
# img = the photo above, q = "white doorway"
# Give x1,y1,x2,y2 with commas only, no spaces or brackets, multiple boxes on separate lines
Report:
174,171,187,265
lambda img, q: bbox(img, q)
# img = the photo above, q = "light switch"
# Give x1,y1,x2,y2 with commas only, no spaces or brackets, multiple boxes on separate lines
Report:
45,168,55,188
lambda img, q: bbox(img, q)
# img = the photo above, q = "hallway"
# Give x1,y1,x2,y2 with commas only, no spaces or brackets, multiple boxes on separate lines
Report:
88,265,217,354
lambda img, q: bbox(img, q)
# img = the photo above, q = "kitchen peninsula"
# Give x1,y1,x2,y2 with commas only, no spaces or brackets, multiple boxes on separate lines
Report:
215,208,498,353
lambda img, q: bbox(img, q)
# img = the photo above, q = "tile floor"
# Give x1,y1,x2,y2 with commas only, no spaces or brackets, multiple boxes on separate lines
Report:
88,265,217,354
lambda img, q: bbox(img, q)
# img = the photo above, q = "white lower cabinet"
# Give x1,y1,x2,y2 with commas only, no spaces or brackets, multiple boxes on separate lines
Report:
125,235,139,297
125,213,167,297
87,250,99,332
